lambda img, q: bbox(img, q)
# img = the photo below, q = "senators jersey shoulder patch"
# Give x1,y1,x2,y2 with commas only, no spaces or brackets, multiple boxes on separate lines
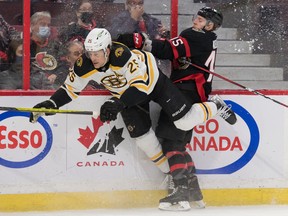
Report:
109,42,132,69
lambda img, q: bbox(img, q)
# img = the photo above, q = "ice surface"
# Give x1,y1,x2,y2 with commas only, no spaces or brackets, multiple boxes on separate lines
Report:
1,205,288,216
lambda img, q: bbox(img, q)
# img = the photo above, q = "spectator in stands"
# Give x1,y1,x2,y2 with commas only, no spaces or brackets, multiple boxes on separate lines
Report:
64,40,84,69
54,40,84,86
30,11,65,88
107,0,169,40
0,39,54,90
58,0,97,43
55,39,103,89
0,14,19,71
108,0,170,76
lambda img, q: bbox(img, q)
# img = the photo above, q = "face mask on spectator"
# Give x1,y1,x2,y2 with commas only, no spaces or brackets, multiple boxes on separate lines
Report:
37,26,51,39
80,12,93,24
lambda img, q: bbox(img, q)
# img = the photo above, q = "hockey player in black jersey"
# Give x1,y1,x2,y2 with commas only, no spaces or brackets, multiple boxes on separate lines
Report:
117,7,236,211
30,27,236,211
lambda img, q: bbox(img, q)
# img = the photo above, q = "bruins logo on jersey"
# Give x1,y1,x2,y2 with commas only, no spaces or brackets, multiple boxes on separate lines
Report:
101,74,127,88
115,47,124,57
76,57,83,67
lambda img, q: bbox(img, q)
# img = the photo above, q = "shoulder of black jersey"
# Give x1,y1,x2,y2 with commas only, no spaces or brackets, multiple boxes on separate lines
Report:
180,28,217,41
110,42,132,68
73,54,96,77
206,31,217,40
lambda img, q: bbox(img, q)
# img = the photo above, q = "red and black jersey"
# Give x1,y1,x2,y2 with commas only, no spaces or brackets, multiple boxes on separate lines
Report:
151,27,218,101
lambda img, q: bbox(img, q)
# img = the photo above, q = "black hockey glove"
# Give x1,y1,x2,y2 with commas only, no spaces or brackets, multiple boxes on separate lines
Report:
117,33,152,51
100,97,126,122
29,99,58,123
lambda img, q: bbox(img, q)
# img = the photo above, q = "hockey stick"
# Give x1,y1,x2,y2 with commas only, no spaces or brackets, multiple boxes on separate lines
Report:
186,61,288,109
0,106,99,116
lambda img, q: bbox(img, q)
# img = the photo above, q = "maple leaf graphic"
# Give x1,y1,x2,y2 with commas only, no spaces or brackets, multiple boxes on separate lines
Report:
78,117,104,149
87,126,124,156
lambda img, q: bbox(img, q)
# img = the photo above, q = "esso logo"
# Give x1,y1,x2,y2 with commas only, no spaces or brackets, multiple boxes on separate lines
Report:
0,111,53,168
187,100,260,174
0,127,42,149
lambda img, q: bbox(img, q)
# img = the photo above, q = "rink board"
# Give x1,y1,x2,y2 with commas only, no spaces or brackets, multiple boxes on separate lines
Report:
0,93,288,211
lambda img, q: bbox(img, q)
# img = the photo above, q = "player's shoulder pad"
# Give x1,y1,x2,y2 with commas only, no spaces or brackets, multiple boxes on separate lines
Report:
109,42,132,68
73,54,96,77
181,28,217,42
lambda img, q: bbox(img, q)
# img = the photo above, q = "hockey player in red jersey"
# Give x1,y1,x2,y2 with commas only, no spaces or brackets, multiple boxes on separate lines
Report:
30,27,236,211
117,7,233,210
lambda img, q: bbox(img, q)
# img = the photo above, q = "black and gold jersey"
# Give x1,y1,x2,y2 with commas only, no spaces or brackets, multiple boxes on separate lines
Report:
62,42,159,101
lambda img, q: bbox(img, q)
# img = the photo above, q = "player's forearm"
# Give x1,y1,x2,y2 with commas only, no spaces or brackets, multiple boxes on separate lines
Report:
151,39,174,60
50,86,73,108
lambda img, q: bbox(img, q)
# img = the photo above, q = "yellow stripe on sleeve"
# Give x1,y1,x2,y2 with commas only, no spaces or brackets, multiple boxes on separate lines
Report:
81,69,98,78
64,84,79,99
198,103,208,121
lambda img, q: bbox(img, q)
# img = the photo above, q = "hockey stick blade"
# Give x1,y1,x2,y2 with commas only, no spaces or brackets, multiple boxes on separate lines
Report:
186,61,288,109
0,106,99,117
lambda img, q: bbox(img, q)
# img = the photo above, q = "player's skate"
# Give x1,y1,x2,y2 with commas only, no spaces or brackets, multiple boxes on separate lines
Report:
210,94,237,125
188,174,206,208
166,174,175,194
159,181,191,211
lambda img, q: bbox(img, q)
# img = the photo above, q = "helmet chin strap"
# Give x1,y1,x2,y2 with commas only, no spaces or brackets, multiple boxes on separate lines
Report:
103,50,109,66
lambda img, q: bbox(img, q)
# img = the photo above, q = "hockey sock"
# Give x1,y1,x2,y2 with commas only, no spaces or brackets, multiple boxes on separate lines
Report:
183,151,196,174
135,128,170,173
166,151,188,180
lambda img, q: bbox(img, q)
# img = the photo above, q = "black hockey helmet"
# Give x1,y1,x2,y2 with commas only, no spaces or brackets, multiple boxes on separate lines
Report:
197,7,223,30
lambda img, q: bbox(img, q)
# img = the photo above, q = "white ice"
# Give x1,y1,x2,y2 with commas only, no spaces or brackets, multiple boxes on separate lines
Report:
1,205,288,216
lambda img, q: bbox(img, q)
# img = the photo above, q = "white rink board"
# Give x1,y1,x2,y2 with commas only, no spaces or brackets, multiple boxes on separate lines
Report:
0,94,288,194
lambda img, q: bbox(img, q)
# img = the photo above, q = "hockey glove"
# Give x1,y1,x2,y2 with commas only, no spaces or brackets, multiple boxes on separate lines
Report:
117,33,152,52
29,99,58,123
100,97,126,122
